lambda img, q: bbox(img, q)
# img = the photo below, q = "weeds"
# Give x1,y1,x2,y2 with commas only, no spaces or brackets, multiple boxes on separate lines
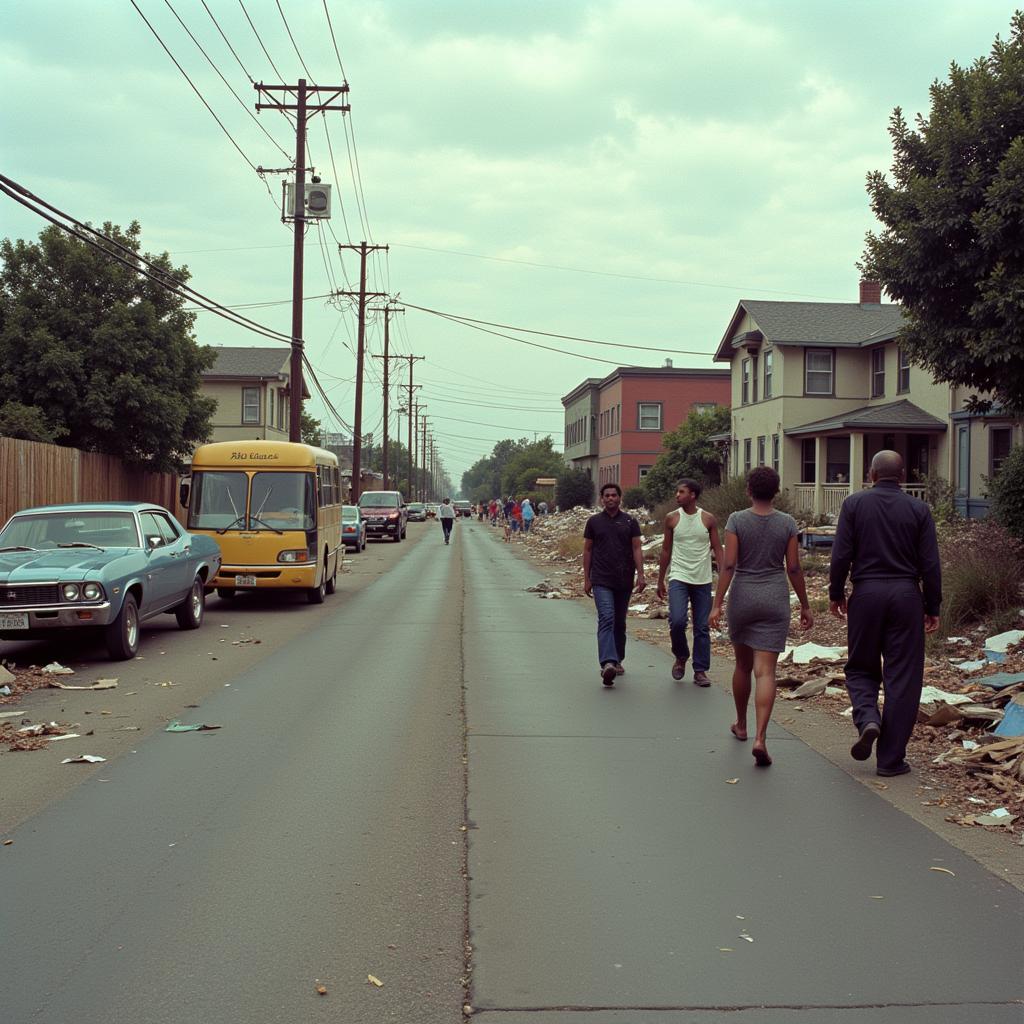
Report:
699,476,794,523
557,535,585,559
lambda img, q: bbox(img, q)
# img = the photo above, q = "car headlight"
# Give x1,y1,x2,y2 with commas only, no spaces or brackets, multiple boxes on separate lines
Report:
82,583,102,601
388,512,400,520
62,584,80,601
277,550,310,563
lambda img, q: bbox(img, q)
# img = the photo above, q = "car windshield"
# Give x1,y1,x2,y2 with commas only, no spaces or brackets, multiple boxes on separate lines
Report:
358,492,399,508
408,503,424,511
342,506,360,522
0,511,140,550
188,471,315,531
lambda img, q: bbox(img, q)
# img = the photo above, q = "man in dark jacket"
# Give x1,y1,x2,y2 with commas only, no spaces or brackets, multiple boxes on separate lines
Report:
829,450,941,777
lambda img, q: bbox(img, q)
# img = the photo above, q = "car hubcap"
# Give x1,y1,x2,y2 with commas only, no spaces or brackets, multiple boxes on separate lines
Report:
191,584,202,619
126,604,138,647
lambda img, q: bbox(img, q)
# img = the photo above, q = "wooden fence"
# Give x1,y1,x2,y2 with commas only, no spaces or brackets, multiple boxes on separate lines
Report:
0,437,183,526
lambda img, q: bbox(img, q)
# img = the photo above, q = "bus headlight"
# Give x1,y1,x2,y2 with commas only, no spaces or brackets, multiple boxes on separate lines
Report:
277,550,310,563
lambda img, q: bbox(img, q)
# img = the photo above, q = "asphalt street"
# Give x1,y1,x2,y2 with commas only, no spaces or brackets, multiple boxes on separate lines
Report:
1,516,1022,1023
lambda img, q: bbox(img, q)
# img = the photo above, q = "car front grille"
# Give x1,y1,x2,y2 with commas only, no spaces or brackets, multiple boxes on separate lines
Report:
0,584,60,606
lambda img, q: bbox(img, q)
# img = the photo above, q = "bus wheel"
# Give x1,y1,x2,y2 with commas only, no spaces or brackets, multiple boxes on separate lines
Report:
307,564,327,604
325,552,337,595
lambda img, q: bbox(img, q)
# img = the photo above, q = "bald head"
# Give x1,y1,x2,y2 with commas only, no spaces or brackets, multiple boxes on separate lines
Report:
870,450,904,482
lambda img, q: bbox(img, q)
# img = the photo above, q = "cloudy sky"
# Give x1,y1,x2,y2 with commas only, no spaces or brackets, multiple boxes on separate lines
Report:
1,1,1014,485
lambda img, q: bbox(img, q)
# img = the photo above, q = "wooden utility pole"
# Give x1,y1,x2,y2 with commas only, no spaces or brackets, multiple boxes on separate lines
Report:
255,80,349,442
421,415,429,501
337,244,386,500
370,304,405,489
391,355,423,499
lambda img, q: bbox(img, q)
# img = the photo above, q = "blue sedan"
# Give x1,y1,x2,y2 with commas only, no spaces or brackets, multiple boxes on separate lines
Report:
342,505,367,553
0,502,222,660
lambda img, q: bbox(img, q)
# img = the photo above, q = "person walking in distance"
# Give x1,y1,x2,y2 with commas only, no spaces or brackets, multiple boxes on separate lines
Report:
709,467,813,767
583,483,646,686
521,496,535,534
438,497,456,545
656,478,724,686
829,450,941,777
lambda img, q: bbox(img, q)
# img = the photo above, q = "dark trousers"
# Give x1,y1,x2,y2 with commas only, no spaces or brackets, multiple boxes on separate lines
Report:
441,518,453,542
845,580,925,770
593,585,631,666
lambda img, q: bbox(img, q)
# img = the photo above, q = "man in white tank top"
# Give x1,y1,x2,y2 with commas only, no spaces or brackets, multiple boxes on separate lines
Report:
656,478,724,685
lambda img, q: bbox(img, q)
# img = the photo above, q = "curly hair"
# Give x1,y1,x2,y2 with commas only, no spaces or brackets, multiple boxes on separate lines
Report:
747,466,780,501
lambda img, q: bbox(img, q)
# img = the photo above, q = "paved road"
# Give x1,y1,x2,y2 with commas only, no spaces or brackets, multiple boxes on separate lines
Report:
2,517,1023,1023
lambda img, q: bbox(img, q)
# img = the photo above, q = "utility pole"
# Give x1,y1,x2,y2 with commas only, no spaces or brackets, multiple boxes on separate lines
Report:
392,355,423,498
370,303,405,489
255,80,349,442
413,402,427,501
421,415,429,501
336,244,387,500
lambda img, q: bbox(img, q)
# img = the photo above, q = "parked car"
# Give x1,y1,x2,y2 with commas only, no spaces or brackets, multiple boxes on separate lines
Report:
357,490,408,542
342,505,367,552
453,500,473,518
425,504,439,519
406,502,427,522
0,502,222,660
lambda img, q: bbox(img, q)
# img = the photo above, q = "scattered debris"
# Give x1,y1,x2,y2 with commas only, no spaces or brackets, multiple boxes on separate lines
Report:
985,629,1024,663
47,678,118,691
316,984,327,996
780,677,829,700
41,662,74,675
781,643,847,665
61,754,106,764
367,974,384,988
929,866,956,876
165,721,222,732
994,695,1024,738
725,778,739,785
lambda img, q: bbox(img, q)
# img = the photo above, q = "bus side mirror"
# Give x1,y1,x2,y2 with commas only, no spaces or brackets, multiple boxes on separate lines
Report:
179,482,190,508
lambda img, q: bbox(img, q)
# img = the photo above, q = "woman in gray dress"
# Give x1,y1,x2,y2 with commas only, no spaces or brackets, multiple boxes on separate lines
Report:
709,467,813,766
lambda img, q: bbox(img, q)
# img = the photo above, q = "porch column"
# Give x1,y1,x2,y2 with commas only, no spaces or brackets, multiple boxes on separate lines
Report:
813,436,827,517
849,431,866,491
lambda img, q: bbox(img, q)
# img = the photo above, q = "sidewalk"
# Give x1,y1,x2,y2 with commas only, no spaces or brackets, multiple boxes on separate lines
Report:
461,521,1024,1021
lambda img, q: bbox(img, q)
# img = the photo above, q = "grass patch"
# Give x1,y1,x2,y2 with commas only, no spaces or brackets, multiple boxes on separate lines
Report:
699,476,794,524
557,535,585,559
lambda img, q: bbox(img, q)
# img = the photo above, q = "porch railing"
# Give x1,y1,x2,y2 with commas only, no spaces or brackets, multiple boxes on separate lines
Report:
791,482,928,517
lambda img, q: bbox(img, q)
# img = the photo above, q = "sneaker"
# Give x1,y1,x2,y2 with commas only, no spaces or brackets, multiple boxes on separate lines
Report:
693,671,711,687
614,663,625,676
876,761,911,777
601,663,617,686
850,722,880,761
671,659,686,681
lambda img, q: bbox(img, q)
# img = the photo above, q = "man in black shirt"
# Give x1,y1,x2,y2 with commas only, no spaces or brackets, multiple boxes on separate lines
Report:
829,451,942,776
583,483,646,686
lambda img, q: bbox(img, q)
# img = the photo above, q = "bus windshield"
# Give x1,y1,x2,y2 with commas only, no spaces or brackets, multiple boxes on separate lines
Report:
187,471,248,530
188,471,316,531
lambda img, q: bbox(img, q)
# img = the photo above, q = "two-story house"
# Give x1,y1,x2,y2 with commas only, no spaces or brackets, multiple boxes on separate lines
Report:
200,347,309,443
714,281,1021,518
563,363,731,491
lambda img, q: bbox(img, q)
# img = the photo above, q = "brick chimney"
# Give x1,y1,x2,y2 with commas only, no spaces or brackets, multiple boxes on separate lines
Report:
859,279,882,305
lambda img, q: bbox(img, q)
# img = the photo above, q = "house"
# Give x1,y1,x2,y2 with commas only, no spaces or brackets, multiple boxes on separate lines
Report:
563,363,731,490
199,347,309,443
713,281,1021,518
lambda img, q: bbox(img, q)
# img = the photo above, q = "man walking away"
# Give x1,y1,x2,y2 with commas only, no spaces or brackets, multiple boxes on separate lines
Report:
656,478,724,686
583,483,646,686
829,451,941,777
438,497,456,545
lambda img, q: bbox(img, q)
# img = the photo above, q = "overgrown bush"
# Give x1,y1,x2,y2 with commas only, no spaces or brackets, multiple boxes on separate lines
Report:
622,486,647,509
917,471,959,524
698,476,794,524
987,444,1024,540
937,518,1024,636
557,468,594,511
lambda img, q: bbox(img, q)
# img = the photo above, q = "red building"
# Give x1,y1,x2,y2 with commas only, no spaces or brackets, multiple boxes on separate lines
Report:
593,364,731,490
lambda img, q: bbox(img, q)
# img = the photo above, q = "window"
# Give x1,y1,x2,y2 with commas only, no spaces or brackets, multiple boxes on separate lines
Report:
638,403,662,430
617,404,621,433
692,402,717,414
957,426,970,495
991,427,1013,476
242,386,261,424
751,355,758,403
638,465,652,482
743,438,752,474
801,439,816,483
871,348,885,397
771,434,780,472
732,440,739,476
897,347,910,392
763,350,773,399
805,349,833,395
741,359,751,404
757,436,766,466
268,389,275,427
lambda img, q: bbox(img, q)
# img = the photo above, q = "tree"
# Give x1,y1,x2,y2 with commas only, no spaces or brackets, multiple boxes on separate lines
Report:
641,406,732,503
0,400,65,443
557,467,594,510
300,409,322,445
0,222,215,470
987,444,1024,539
861,13,1024,413
499,437,565,495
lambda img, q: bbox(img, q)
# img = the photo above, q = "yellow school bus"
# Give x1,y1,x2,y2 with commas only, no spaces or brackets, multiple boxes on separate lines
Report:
182,441,342,603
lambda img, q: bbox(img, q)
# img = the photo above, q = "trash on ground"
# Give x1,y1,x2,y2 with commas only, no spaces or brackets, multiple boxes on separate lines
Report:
919,686,974,706
725,778,739,784
977,672,1024,690
628,603,649,614
956,660,988,674
780,677,828,699
929,866,956,876
41,662,74,675
781,643,847,665
993,694,1024,737
367,974,384,987
165,721,222,732
984,629,1024,662
0,709,26,719
47,677,119,691
0,685,10,696
316,985,327,996
61,754,106,763
0,665,15,685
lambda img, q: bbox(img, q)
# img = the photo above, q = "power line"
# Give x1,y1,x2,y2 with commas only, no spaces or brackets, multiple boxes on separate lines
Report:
201,0,256,83
423,394,563,415
322,0,348,81
238,0,289,85
276,0,314,81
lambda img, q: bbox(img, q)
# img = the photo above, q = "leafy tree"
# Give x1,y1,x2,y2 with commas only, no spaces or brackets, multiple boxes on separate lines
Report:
861,13,1024,413
500,437,565,495
0,400,65,443
0,222,215,470
300,408,322,446
641,406,731,503
987,444,1024,539
557,467,594,510
622,486,647,509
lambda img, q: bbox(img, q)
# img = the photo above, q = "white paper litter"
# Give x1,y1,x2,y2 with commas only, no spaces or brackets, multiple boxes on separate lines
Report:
957,660,988,673
961,739,979,750
61,754,106,764
919,686,974,706
984,629,1024,654
946,636,970,645
41,662,74,675
628,604,649,614
789,643,847,665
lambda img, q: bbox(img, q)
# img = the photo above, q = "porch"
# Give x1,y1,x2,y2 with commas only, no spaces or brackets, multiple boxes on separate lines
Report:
791,481,927,518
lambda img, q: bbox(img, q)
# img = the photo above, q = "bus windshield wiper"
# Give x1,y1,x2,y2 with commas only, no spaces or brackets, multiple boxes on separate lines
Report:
217,515,247,535
248,515,284,535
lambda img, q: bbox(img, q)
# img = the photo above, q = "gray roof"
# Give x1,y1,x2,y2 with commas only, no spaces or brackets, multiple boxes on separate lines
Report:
716,300,905,359
784,399,947,437
203,347,291,380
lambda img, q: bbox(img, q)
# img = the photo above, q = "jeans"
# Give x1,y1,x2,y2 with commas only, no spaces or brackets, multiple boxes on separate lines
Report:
522,517,533,532
593,585,631,667
441,518,453,542
668,580,713,672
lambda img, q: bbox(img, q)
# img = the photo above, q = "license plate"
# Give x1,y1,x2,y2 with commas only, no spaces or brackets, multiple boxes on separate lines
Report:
234,575,258,587
0,612,29,629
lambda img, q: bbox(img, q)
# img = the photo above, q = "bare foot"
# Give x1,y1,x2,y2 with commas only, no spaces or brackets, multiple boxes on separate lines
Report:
752,744,772,767
730,723,748,741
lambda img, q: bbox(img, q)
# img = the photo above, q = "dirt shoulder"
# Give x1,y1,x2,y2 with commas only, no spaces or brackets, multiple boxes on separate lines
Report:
488,512,1024,892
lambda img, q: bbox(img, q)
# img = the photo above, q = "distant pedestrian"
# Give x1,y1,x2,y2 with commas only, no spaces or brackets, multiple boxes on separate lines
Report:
521,497,535,533
829,451,941,777
656,478,724,687
583,483,646,686
510,500,523,539
438,497,456,545
710,467,812,767
538,500,548,516
489,499,499,525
